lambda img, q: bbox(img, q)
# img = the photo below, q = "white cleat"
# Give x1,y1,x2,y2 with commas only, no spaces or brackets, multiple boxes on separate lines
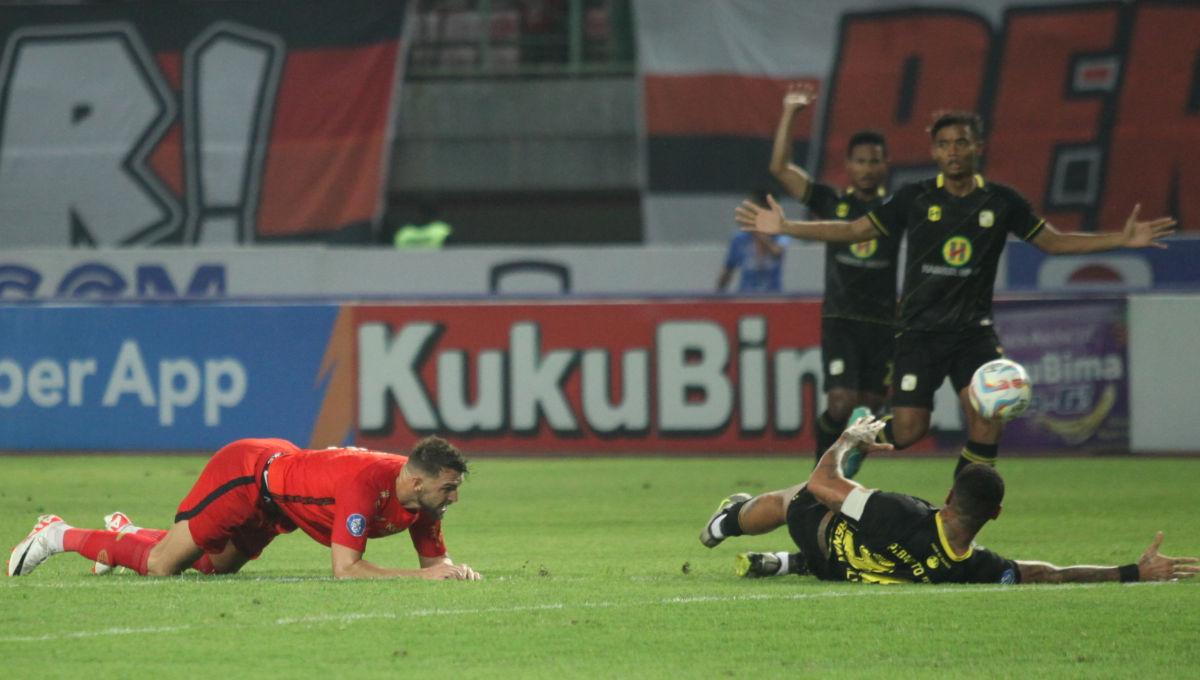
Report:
7,514,66,577
92,511,137,575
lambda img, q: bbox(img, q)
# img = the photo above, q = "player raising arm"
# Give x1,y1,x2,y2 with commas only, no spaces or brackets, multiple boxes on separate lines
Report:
9,436,481,581
768,82,899,469
737,111,1176,479
700,416,1198,585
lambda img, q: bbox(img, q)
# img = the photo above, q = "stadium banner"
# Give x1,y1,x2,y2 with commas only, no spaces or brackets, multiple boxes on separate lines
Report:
0,304,346,450
1004,237,1200,292
7,239,1196,303
0,0,410,247
635,0,1200,244
0,245,830,300
993,298,1129,452
352,300,828,453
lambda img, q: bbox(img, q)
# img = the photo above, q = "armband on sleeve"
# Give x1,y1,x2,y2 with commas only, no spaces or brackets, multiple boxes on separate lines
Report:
841,487,875,521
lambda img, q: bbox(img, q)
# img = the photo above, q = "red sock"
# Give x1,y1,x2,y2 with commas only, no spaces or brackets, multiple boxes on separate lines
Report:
64,529,155,576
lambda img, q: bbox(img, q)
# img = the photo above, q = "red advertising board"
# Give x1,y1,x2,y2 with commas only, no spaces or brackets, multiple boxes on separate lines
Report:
353,300,822,453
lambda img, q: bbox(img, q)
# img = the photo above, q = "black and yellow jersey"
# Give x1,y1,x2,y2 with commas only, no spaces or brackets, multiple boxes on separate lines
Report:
866,174,1044,333
802,182,899,325
821,490,1019,585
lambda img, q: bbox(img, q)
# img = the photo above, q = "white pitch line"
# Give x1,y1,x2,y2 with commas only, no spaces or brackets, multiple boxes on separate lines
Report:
0,580,1169,644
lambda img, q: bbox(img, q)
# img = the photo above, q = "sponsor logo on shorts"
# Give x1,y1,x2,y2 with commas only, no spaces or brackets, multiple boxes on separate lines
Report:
829,359,845,375
900,374,917,391
1000,568,1017,584
836,202,849,218
979,209,995,228
927,205,942,222
346,513,366,537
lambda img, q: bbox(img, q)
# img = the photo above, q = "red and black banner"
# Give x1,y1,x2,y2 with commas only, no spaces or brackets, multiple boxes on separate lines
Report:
0,0,409,246
640,1,1199,236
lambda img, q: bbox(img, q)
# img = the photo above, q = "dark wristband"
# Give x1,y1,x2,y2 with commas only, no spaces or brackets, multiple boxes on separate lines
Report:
1118,564,1140,582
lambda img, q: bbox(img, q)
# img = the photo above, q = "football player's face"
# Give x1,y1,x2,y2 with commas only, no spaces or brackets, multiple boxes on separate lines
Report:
931,124,982,178
845,143,887,193
417,469,463,518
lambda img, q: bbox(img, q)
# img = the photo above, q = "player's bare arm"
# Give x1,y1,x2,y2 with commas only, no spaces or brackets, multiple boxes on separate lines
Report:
735,194,877,242
330,542,481,581
807,416,892,512
769,82,817,199
1015,532,1199,584
1031,204,1176,255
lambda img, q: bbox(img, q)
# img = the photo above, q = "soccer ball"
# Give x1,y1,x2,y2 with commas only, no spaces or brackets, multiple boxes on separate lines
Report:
968,359,1032,421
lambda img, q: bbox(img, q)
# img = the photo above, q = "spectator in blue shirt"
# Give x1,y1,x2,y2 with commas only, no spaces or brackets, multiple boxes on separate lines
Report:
717,192,790,293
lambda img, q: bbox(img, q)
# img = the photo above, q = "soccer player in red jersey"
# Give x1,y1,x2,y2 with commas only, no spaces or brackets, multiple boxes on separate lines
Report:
8,436,481,581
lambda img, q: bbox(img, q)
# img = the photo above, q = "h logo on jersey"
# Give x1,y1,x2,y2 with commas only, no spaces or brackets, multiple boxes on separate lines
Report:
942,237,972,267
979,210,995,228
928,205,942,222
836,202,849,218
850,239,877,259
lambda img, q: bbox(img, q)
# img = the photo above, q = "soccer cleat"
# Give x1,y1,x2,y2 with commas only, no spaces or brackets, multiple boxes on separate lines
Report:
92,511,136,575
736,551,809,578
841,406,874,479
699,493,752,548
735,551,782,578
7,514,65,577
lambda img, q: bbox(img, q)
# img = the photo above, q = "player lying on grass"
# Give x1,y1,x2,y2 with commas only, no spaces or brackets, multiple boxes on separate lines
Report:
8,436,481,581
699,416,1198,584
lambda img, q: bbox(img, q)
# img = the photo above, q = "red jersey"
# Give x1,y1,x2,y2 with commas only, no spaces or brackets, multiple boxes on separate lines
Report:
264,446,446,557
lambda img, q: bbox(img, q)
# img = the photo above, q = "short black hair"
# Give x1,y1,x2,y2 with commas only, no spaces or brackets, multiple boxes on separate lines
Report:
847,129,887,157
929,110,984,140
406,436,468,477
951,463,1004,525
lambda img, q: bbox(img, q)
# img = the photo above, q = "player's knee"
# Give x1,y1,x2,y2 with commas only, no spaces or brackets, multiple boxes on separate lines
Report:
144,553,186,577
824,392,855,422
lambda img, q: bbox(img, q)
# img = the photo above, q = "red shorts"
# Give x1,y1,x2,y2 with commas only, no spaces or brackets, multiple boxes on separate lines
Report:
175,438,299,557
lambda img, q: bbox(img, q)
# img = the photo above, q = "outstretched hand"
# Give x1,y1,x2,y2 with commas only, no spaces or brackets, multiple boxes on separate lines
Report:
735,194,785,235
1122,204,1176,249
1135,531,1199,581
840,414,894,454
783,82,817,111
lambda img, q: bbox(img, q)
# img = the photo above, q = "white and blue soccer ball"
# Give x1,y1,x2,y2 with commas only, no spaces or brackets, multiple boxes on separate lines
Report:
968,358,1032,422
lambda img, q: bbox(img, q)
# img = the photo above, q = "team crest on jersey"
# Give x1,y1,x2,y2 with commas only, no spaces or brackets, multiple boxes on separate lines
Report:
346,513,366,537
979,210,995,228
942,236,972,267
926,555,941,570
836,202,849,218
928,205,942,222
850,239,877,259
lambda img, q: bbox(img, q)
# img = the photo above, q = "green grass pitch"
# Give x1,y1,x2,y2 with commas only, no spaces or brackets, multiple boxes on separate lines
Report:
2,454,1198,678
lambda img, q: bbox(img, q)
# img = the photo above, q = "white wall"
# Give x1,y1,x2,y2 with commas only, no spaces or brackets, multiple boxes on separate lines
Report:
1129,296,1200,452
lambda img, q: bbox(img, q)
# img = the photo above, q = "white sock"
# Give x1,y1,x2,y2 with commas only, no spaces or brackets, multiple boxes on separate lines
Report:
45,522,70,553
708,516,726,540
774,551,790,576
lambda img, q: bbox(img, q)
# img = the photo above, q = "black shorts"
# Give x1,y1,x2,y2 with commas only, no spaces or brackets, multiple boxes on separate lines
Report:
891,326,1003,409
785,488,843,581
821,317,894,394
